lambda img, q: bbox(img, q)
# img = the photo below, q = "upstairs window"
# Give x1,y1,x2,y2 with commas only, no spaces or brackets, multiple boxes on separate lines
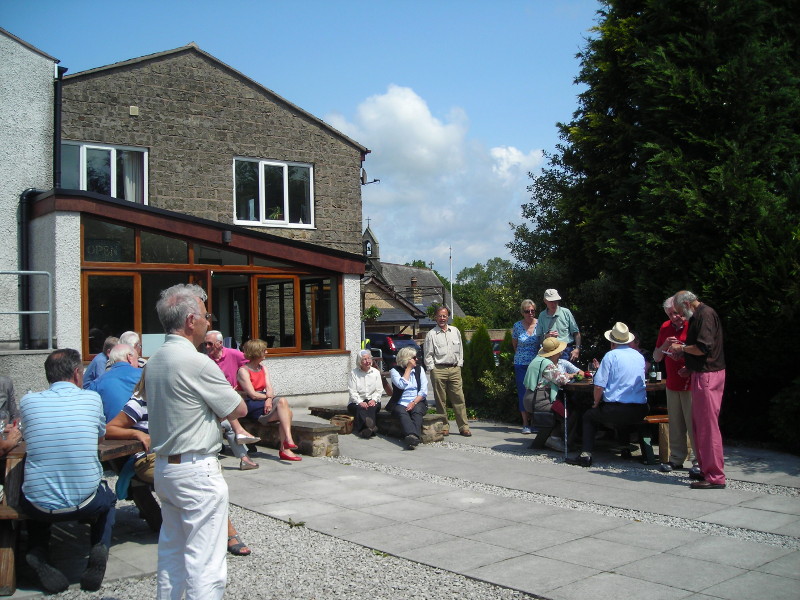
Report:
61,142,147,204
234,158,313,227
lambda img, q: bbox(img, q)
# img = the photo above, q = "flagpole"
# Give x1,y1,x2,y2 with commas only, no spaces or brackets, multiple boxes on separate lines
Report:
449,246,453,314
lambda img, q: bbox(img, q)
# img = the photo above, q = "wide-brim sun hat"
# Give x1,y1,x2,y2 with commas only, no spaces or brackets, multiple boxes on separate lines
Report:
538,337,567,358
604,321,635,344
543,288,561,301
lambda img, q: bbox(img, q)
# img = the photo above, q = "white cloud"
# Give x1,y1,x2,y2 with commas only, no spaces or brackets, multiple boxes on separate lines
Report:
326,85,545,275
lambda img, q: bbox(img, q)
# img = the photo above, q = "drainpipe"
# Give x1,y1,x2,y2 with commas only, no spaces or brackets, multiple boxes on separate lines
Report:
18,188,46,349
53,66,67,187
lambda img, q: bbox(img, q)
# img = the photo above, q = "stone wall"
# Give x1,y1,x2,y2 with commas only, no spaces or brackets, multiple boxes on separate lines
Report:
61,48,364,254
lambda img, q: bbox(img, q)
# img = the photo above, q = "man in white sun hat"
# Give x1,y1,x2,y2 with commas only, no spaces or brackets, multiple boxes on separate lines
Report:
566,322,648,467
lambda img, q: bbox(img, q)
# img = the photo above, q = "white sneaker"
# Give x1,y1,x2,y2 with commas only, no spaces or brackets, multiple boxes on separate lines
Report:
545,436,565,452
521,426,532,434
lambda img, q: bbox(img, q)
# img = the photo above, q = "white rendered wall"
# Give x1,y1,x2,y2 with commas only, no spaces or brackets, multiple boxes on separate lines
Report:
0,33,55,349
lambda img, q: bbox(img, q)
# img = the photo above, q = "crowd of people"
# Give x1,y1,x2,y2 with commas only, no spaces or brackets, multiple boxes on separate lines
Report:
0,283,726,596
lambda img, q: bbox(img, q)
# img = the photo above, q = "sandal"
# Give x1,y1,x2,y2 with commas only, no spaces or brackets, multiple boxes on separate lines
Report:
240,459,260,470
227,534,251,556
236,433,261,444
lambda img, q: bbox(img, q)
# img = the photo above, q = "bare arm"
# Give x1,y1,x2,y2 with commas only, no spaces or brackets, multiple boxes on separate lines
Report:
224,399,247,421
592,385,603,408
106,411,152,452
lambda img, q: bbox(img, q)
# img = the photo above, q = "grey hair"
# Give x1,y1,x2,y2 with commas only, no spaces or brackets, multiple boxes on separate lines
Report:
674,290,697,306
358,349,372,359
102,336,119,354
108,343,135,365
206,330,224,342
662,296,675,311
520,299,536,312
157,284,207,333
119,331,140,346
396,346,418,368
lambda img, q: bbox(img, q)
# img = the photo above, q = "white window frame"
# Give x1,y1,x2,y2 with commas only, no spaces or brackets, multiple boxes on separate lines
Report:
62,141,149,205
233,157,315,229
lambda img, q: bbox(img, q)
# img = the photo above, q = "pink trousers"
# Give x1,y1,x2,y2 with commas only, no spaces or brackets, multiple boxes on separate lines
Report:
690,370,726,485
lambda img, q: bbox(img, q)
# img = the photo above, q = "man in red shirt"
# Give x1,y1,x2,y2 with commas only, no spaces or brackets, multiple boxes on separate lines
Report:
203,331,260,469
653,296,698,475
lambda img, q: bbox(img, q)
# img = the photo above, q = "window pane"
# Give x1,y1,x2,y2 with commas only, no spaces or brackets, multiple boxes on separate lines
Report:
87,275,134,351
194,244,248,266
263,164,284,221
288,165,311,224
300,277,339,350
61,144,80,189
86,148,111,195
141,272,191,356
141,231,188,263
253,256,293,268
83,217,135,262
117,150,144,203
257,278,295,348
211,273,250,349
235,160,259,221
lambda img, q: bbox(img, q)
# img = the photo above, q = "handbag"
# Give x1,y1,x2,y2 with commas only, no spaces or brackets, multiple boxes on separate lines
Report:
551,398,566,417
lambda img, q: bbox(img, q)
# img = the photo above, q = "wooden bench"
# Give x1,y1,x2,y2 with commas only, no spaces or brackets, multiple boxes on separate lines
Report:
240,419,340,457
308,406,449,444
0,439,148,596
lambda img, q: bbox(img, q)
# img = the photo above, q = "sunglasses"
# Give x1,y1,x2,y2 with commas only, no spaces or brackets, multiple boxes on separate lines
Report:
523,309,536,314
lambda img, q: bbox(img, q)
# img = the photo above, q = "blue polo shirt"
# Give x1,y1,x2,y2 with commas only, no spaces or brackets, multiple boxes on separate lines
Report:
594,345,647,404
87,362,142,423
21,382,105,510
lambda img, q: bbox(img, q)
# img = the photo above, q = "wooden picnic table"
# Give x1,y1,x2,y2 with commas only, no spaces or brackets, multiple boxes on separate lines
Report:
0,438,149,596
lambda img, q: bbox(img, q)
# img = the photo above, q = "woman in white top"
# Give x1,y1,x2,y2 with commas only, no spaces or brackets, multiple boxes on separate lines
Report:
348,350,389,438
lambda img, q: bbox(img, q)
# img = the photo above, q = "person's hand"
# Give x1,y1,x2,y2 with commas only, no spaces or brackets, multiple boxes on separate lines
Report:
264,398,273,414
406,399,418,412
677,367,689,378
367,400,376,407
4,424,21,447
133,429,151,452
359,401,368,409
569,348,580,362
669,343,684,355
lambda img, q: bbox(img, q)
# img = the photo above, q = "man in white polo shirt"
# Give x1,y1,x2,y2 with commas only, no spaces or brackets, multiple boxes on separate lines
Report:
145,284,246,599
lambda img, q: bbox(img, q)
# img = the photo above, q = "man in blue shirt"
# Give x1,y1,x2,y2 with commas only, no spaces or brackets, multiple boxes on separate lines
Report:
87,343,142,422
20,348,116,594
82,336,117,388
567,322,648,467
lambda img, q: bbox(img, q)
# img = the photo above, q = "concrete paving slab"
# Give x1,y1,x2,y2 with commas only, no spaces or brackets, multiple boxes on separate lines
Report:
253,497,342,521
546,571,692,600
532,508,628,536
697,505,800,533
615,553,746,592
667,534,793,569
756,550,800,579
539,536,661,570
299,507,400,536
357,498,453,520
340,522,459,554
699,569,800,600
397,537,523,572
739,494,800,515
465,553,600,595
467,523,583,553
593,521,706,551
408,509,516,537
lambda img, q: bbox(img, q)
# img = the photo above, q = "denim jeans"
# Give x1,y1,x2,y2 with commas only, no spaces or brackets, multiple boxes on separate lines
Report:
154,454,228,600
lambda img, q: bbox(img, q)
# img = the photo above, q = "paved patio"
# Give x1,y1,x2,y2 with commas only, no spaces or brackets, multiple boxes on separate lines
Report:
8,418,800,599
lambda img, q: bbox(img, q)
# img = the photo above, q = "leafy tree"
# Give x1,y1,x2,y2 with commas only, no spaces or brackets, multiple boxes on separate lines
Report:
510,0,800,441
454,258,520,328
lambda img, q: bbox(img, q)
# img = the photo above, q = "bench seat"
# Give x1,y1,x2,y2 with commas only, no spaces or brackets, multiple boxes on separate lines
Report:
307,406,448,444
240,419,340,457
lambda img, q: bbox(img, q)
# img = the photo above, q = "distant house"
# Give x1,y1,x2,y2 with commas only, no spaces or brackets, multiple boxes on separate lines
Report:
1,36,369,402
361,226,463,337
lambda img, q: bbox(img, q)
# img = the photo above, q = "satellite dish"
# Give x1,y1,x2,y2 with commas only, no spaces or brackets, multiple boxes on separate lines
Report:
361,169,368,185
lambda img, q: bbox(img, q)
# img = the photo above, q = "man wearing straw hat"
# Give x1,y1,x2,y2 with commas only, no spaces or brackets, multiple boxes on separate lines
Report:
566,322,648,467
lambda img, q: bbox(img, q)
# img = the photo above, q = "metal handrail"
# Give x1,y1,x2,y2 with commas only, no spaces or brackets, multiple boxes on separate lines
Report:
0,270,53,350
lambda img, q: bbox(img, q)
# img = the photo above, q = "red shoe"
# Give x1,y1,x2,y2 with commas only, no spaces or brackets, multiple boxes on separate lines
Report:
282,441,298,450
279,450,302,461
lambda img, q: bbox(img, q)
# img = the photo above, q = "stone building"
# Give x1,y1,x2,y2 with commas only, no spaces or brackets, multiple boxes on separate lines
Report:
1,35,369,403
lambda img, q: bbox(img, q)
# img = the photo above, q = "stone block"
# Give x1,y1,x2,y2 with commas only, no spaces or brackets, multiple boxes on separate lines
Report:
241,418,340,457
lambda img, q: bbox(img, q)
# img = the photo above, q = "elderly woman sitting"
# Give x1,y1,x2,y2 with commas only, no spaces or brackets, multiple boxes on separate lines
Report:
387,346,428,450
523,337,578,450
348,349,389,438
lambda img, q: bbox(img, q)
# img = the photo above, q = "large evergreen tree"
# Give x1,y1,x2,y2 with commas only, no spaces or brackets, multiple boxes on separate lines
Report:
510,0,800,440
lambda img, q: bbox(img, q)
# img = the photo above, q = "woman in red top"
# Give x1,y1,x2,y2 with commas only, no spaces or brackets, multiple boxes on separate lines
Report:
237,339,300,461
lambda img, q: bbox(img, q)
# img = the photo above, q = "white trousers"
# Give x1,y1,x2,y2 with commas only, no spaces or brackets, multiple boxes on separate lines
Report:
154,454,229,600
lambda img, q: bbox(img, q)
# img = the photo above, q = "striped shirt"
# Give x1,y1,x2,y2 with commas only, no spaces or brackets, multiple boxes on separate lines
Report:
121,394,149,432
21,381,105,510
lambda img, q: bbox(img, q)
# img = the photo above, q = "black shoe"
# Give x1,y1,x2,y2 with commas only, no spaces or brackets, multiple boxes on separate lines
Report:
565,454,592,468
404,434,420,449
689,469,705,481
26,549,69,594
80,543,109,591
364,417,377,433
358,428,373,439
690,480,726,490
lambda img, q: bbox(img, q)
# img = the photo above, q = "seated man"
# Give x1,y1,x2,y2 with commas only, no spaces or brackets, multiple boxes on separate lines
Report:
19,349,116,594
82,336,118,388
86,343,142,423
106,387,253,556
119,330,148,368
566,322,649,467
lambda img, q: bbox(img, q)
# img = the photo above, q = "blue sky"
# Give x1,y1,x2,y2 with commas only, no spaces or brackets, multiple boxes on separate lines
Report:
1,0,601,275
